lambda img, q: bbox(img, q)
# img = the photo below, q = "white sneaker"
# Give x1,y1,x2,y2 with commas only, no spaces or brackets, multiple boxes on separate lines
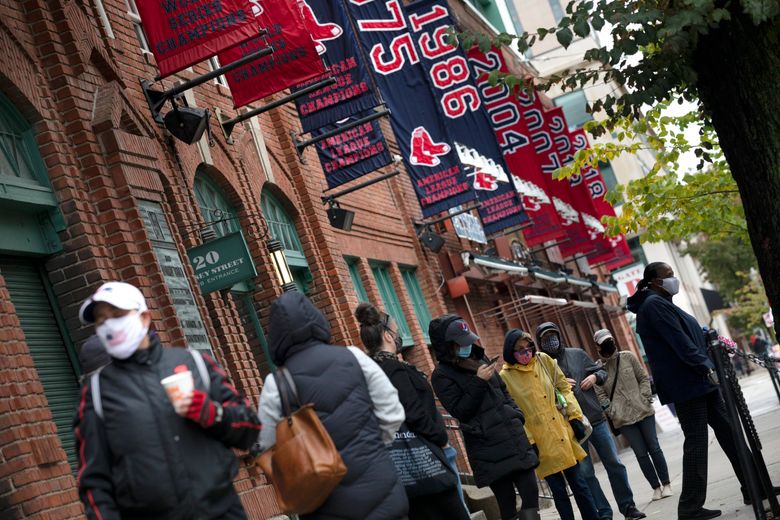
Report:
661,484,674,498
652,487,663,501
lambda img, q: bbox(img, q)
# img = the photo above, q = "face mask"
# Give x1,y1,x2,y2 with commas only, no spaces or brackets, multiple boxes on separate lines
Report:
661,276,680,295
599,340,616,357
96,312,148,360
392,332,403,353
514,350,534,365
540,334,562,357
456,345,472,358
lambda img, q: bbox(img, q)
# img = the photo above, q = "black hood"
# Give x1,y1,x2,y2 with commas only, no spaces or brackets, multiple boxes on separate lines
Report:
535,321,561,345
429,314,462,362
268,291,331,365
503,329,533,364
626,288,653,313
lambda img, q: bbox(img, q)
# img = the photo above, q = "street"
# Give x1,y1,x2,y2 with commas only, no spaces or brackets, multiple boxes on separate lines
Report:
541,369,780,520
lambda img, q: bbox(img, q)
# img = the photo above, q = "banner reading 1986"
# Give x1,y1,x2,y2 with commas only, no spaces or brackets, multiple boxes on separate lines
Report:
405,0,527,236
219,0,325,108
467,46,564,246
135,0,261,78
292,0,381,133
346,0,476,217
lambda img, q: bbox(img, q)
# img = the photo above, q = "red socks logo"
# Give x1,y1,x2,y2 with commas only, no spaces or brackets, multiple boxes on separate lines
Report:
410,127,450,167
299,1,342,55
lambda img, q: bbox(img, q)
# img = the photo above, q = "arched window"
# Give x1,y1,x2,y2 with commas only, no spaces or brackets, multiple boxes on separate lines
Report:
193,171,239,238
260,190,312,293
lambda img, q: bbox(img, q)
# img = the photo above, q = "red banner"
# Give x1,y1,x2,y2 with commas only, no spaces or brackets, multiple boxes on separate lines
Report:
219,0,326,108
466,47,564,246
136,0,261,78
568,128,634,269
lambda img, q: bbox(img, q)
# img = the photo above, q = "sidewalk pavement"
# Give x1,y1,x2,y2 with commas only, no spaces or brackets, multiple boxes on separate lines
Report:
541,369,780,520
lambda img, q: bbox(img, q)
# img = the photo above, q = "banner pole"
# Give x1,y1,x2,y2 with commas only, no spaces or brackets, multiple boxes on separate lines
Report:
220,77,337,138
321,168,400,203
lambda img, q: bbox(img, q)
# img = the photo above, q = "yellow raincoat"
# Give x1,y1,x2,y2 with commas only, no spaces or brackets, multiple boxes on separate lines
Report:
500,352,587,479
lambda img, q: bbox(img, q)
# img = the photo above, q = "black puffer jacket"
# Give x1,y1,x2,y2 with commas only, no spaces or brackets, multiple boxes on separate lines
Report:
429,316,538,487
73,338,261,520
265,292,408,520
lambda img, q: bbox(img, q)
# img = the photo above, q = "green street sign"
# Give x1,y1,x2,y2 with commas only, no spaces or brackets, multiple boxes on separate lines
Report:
187,231,257,294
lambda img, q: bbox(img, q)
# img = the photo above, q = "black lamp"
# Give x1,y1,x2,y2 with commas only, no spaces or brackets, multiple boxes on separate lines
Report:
164,106,211,145
418,225,445,253
327,201,355,231
267,239,296,292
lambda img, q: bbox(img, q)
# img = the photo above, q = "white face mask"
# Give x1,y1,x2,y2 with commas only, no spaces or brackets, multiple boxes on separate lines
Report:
96,312,149,360
661,276,680,296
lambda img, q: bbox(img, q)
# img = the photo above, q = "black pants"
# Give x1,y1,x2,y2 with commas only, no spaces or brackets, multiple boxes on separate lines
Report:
488,468,539,520
675,390,745,514
409,487,470,520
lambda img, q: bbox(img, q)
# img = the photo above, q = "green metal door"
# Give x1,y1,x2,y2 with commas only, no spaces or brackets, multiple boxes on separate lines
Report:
0,258,79,468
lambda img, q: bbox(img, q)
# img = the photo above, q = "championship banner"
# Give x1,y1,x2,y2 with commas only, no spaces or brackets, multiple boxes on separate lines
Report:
519,89,591,255
219,0,326,108
405,0,527,236
467,46,564,246
135,0,261,78
545,107,596,258
569,128,634,269
313,111,393,189
292,0,381,132
346,0,476,217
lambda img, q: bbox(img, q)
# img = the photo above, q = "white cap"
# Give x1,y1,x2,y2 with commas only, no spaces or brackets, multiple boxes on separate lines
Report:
593,329,614,346
79,282,148,324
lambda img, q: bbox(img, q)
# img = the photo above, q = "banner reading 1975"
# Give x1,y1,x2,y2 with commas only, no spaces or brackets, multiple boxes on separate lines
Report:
346,0,476,217
292,0,381,133
135,0,261,78
405,0,527,236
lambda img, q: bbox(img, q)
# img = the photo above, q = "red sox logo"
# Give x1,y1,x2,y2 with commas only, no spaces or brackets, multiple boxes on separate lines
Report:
410,127,450,167
298,0,343,55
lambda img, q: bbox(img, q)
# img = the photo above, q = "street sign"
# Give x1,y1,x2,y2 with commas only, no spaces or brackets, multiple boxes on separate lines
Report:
187,231,257,294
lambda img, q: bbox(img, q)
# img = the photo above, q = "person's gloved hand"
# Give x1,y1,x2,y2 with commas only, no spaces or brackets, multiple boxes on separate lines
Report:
185,389,222,428
569,419,587,441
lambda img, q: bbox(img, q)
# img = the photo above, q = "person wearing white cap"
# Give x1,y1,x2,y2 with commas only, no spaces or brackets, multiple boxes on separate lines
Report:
593,329,672,502
73,281,261,520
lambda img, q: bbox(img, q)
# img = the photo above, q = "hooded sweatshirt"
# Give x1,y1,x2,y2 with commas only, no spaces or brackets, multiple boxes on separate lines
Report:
626,289,716,404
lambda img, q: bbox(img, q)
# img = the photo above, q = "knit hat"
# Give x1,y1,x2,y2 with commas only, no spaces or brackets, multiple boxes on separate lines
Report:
593,329,614,346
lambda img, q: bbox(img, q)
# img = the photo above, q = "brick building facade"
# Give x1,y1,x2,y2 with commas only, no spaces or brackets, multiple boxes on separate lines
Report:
0,0,638,517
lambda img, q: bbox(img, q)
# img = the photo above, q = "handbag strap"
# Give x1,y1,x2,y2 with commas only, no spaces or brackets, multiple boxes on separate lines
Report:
609,353,622,401
274,367,302,417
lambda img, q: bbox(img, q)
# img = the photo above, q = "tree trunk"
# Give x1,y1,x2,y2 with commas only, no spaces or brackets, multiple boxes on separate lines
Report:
692,15,780,337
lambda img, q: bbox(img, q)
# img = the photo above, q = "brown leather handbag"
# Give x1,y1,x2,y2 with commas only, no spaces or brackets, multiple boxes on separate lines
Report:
256,367,347,514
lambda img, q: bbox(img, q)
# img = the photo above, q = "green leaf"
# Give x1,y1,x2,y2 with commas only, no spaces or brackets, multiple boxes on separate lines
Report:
556,27,574,48
573,18,591,37
591,15,605,31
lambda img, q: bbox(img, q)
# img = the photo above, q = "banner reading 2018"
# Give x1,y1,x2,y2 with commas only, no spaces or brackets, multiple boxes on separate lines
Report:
346,0,475,217
405,0,527,235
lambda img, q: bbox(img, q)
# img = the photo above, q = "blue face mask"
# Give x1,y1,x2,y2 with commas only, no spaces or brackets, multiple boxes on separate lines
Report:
456,345,472,358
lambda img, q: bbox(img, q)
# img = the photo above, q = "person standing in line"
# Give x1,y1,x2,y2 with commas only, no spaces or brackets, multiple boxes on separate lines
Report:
627,262,767,520
429,315,540,520
258,292,408,520
73,282,262,519
355,302,469,520
592,329,673,501
500,329,600,520
535,322,646,520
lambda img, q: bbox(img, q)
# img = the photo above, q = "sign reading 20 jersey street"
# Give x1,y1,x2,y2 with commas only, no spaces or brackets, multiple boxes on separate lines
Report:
404,0,527,235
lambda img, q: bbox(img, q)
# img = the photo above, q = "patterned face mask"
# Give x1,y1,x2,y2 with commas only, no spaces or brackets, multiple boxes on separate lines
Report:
539,333,562,358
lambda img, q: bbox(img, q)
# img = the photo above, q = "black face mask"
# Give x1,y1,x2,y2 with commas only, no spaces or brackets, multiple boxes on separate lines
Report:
540,333,562,358
599,339,616,357
393,332,403,353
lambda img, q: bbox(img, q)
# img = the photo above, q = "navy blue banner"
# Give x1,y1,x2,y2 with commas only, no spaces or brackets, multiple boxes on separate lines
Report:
293,0,381,133
314,112,393,189
404,0,527,235
346,0,475,218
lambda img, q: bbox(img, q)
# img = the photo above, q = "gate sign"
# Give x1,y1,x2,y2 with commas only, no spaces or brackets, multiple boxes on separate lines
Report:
187,231,257,293
292,0,381,132
467,46,564,246
612,263,645,298
346,0,475,218
313,112,393,189
219,0,326,108
135,0,261,78
405,0,527,236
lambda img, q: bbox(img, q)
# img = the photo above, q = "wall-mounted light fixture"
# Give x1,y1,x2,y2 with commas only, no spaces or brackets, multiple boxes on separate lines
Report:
267,239,296,292
326,200,355,231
